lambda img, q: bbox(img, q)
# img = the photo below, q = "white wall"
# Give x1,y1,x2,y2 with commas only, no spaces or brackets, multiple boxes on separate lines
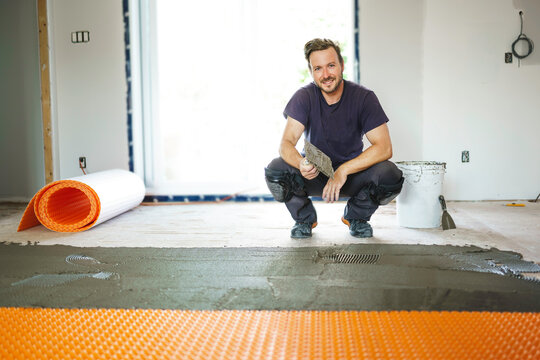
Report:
359,0,424,163
422,0,540,200
0,0,45,200
49,0,129,179
361,0,540,200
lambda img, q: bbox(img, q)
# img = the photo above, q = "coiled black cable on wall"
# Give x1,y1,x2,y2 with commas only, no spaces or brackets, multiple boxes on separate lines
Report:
512,11,534,67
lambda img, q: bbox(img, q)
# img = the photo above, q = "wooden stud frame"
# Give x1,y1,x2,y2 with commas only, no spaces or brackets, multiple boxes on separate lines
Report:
37,0,54,184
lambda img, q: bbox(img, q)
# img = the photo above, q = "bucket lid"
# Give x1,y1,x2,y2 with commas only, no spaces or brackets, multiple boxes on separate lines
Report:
396,161,446,166
396,161,446,171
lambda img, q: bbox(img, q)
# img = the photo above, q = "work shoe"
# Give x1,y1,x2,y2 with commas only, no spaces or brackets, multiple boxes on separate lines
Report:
341,217,373,238
291,221,317,239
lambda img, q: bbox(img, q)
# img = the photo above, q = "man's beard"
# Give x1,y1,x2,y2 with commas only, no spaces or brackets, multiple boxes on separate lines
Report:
317,75,343,95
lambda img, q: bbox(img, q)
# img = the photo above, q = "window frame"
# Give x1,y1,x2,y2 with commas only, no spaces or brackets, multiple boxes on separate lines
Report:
126,0,360,202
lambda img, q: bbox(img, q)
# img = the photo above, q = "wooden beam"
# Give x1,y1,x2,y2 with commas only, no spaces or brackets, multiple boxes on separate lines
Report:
37,0,53,184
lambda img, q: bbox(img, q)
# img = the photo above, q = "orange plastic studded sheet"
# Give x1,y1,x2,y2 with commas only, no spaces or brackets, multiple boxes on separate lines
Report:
17,169,145,232
0,308,538,360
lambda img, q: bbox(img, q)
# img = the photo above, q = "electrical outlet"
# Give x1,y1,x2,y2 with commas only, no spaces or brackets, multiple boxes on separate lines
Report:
79,157,86,168
461,151,469,163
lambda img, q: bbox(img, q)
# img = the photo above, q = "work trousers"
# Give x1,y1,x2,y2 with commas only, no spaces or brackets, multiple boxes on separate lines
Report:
266,157,403,223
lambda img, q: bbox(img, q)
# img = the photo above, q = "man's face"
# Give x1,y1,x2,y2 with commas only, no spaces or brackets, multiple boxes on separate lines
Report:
309,48,344,95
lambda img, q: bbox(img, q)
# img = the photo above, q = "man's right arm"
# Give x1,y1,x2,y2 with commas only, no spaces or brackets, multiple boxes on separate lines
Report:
280,116,319,180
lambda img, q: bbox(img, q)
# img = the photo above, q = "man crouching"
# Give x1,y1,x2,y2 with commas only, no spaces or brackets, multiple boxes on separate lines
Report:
265,38,403,239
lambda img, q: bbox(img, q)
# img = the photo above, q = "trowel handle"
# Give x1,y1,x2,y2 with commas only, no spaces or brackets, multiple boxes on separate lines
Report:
439,195,447,211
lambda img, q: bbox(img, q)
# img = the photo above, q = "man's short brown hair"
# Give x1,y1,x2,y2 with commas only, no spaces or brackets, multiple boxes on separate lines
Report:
304,38,344,70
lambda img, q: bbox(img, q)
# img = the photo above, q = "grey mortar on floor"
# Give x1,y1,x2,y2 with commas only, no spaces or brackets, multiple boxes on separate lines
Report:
0,243,539,311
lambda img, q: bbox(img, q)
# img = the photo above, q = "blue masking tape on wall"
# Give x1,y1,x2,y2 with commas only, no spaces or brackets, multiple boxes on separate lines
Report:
122,0,134,173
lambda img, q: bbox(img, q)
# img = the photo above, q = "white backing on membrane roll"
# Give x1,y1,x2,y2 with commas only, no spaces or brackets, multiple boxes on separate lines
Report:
18,169,145,232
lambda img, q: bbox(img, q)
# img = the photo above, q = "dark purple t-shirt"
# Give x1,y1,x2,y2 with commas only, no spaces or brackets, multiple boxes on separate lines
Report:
283,80,389,167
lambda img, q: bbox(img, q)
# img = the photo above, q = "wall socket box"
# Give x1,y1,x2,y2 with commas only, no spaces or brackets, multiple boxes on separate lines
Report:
71,31,90,43
79,157,86,168
461,151,470,163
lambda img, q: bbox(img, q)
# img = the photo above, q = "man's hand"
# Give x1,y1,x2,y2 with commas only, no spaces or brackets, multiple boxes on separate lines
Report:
322,168,347,203
299,158,319,180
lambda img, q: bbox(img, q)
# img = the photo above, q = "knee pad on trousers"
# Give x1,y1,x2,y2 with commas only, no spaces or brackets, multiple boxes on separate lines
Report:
369,176,404,205
264,167,304,203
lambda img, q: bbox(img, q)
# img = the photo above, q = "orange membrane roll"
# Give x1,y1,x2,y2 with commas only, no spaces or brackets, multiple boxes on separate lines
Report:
18,169,145,233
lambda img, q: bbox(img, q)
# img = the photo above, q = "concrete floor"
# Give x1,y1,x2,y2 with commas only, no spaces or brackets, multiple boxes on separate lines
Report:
2,200,539,262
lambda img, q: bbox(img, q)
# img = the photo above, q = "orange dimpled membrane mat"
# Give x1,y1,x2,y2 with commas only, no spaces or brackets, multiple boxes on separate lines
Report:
1,308,538,360
17,180,100,233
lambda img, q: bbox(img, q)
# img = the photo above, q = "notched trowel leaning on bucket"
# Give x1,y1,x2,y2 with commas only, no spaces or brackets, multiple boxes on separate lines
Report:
439,195,456,230
304,140,334,179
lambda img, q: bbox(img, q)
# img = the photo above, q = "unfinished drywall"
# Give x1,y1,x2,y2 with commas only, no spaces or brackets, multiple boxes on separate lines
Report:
0,0,45,201
423,0,540,200
361,0,539,200
359,0,424,165
48,0,129,179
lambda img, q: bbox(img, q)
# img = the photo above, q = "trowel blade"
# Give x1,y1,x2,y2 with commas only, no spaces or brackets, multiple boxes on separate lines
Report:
442,210,457,230
304,140,334,179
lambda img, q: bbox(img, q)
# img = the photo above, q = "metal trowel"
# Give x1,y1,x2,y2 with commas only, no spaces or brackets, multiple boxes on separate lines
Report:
439,195,456,230
304,140,334,179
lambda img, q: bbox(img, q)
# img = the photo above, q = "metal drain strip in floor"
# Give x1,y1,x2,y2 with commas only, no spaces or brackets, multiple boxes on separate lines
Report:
323,253,381,264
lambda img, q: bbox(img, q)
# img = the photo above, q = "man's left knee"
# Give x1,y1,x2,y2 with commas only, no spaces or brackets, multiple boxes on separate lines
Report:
368,161,404,205
264,167,304,203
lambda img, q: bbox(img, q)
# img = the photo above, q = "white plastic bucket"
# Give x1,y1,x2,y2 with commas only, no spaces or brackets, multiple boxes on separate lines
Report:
396,161,446,228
